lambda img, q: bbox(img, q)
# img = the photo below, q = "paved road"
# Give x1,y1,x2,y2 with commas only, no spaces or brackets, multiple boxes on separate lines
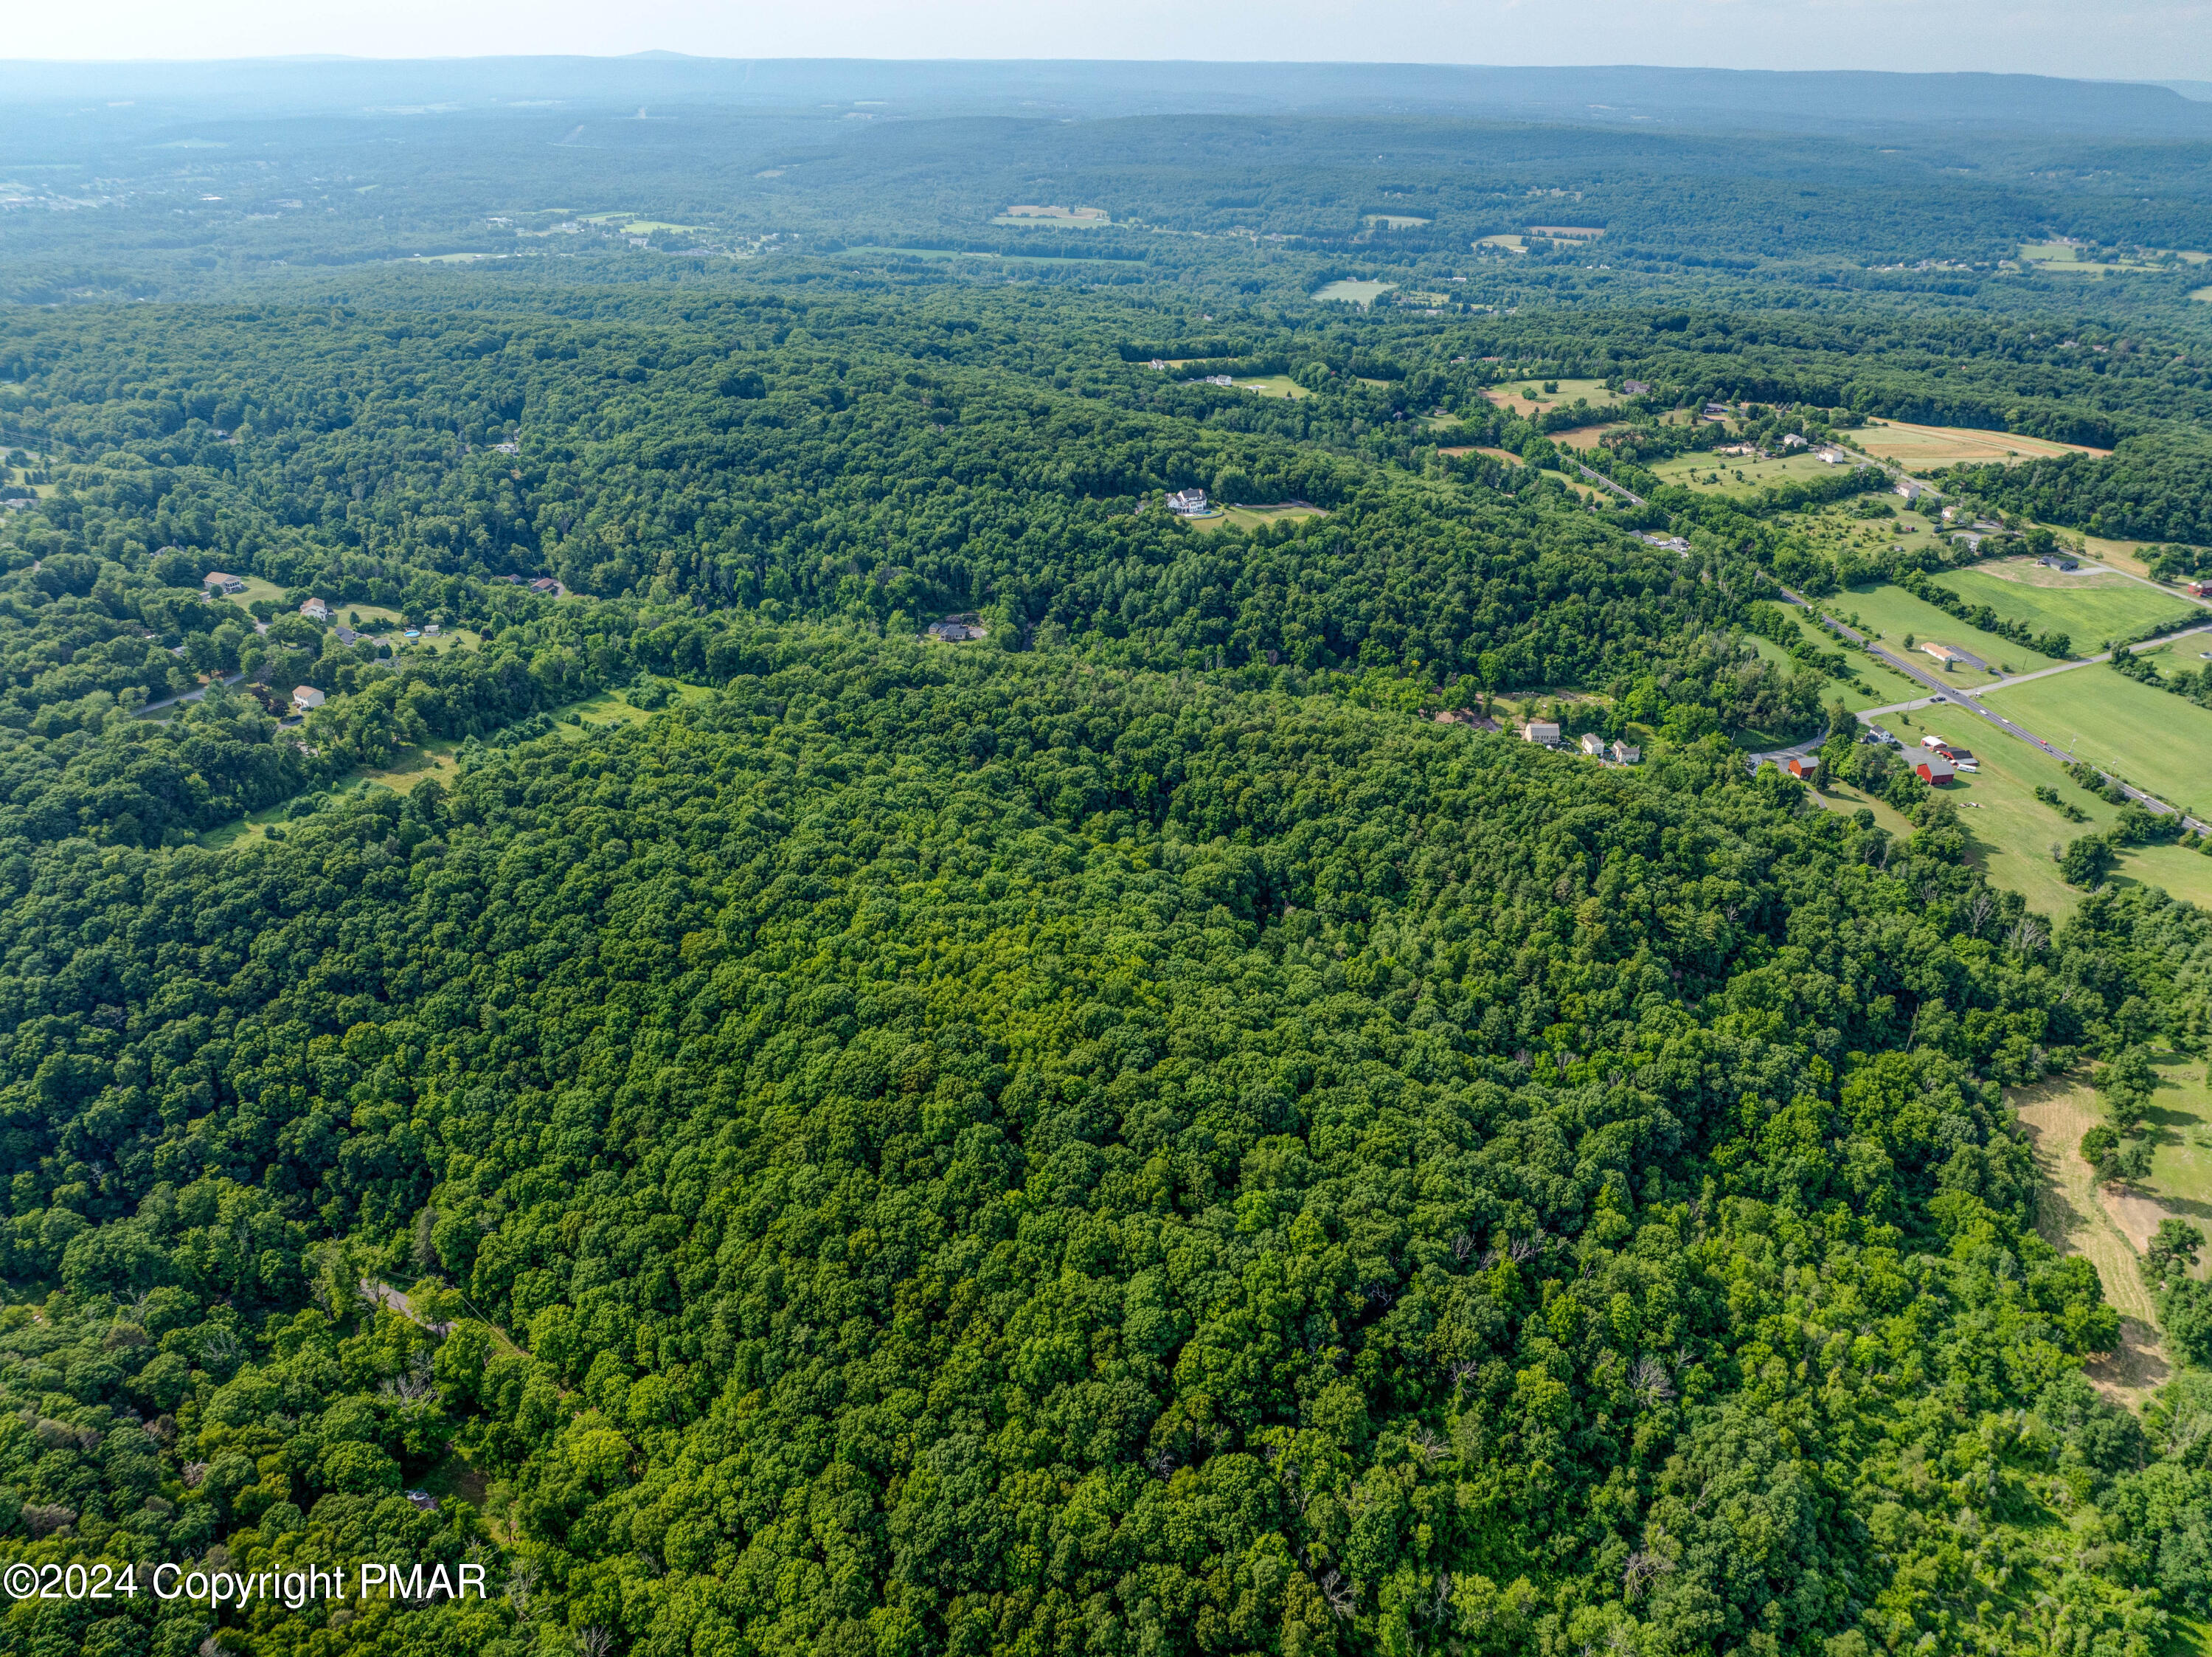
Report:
1971,623,2212,693
1777,586,2209,833
136,671,246,717
1575,462,1643,506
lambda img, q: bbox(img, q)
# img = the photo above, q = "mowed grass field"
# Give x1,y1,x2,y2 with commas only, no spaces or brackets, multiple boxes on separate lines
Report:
1648,451,1858,496
1314,279,1396,305
1988,665,2212,815
1879,711,2212,916
1832,583,2068,681
1743,610,1930,710
1855,418,2109,468
1232,375,1311,399
1482,378,1617,420
1935,561,2202,647
1191,504,1328,533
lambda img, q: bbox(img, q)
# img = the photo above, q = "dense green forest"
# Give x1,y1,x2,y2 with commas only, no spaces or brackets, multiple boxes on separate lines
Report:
4,55,2212,1657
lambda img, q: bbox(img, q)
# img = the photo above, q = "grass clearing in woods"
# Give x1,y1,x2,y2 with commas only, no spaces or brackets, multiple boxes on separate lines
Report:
1986,664,2212,815
1934,564,2202,646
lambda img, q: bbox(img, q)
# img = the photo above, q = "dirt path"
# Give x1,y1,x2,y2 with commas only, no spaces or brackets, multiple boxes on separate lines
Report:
2011,1080,2173,1406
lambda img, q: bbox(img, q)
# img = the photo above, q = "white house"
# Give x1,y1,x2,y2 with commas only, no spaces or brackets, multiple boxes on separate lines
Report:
291,685,326,710
1610,739,1641,764
1579,733,1607,757
204,571,246,595
1522,720,1561,746
1166,488,1209,515
299,598,328,620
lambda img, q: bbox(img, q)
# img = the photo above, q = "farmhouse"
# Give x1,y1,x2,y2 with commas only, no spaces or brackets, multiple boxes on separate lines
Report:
1522,720,1561,745
291,685,326,711
1166,488,1210,515
204,571,246,595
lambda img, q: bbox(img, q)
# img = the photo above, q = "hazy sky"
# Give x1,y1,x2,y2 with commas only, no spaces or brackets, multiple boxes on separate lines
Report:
18,0,2212,81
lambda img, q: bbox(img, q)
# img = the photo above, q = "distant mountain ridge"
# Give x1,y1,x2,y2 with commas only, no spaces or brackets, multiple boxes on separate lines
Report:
2,57,2208,138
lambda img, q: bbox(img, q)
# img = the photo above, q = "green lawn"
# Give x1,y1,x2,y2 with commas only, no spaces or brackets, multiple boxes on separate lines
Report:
1314,280,1395,305
1232,375,1311,399
1830,583,2067,685
1934,566,2200,650
1649,452,1857,497
1190,504,1328,534
1988,665,2212,817
1747,610,1930,711
2144,1056,2212,1229
212,575,288,612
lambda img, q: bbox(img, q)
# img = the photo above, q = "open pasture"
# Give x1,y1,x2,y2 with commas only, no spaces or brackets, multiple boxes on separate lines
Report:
1990,665,2212,815
1856,418,2109,468
1935,564,2199,646
1648,450,1859,495
1481,377,1616,418
1831,582,2067,681
1313,279,1395,305
1190,503,1328,533
994,204,1110,226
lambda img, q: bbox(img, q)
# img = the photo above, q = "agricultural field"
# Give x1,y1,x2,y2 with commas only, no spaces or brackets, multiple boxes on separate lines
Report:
993,204,1110,226
1313,278,1396,304
1648,450,1858,495
1823,581,2067,681
1989,663,2212,816
1481,376,1617,418
1854,418,2109,468
1933,560,2202,647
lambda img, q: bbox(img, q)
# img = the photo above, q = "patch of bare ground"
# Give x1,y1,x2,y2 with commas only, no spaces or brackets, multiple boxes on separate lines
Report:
2013,1079,2170,1405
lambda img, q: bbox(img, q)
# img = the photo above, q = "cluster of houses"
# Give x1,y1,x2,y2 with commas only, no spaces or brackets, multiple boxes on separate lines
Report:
1434,709,1639,763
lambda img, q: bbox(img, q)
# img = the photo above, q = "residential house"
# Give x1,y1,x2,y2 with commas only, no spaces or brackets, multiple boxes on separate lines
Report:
1165,488,1209,516
333,624,358,646
1204,374,1234,387
1780,433,1809,450
1147,359,1169,370
1521,720,1561,746
1622,380,1651,395
423,623,441,636
291,685,326,711
529,577,561,595
1637,533,1691,553
1894,477,1930,502
1915,753,1955,786
1703,402,1731,418
204,571,246,595
493,440,520,455
1579,733,1607,757
299,598,328,621
1785,755,1820,781
1814,445,1848,464
403,1491,441,1513
1609,739,1640,764
929,615,987,643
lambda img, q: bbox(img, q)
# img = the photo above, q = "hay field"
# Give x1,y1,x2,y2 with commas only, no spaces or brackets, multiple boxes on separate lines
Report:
1856,419,2109,468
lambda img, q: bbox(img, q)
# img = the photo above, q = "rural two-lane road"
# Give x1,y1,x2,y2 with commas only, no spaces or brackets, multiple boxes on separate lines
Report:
1775,585,2211,835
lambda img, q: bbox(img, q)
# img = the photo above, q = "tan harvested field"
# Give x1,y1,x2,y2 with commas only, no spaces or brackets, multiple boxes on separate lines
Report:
1550,425,1623,452
1438,446,1525,466
1856,418,2110,468
2013,1079,2171,1405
